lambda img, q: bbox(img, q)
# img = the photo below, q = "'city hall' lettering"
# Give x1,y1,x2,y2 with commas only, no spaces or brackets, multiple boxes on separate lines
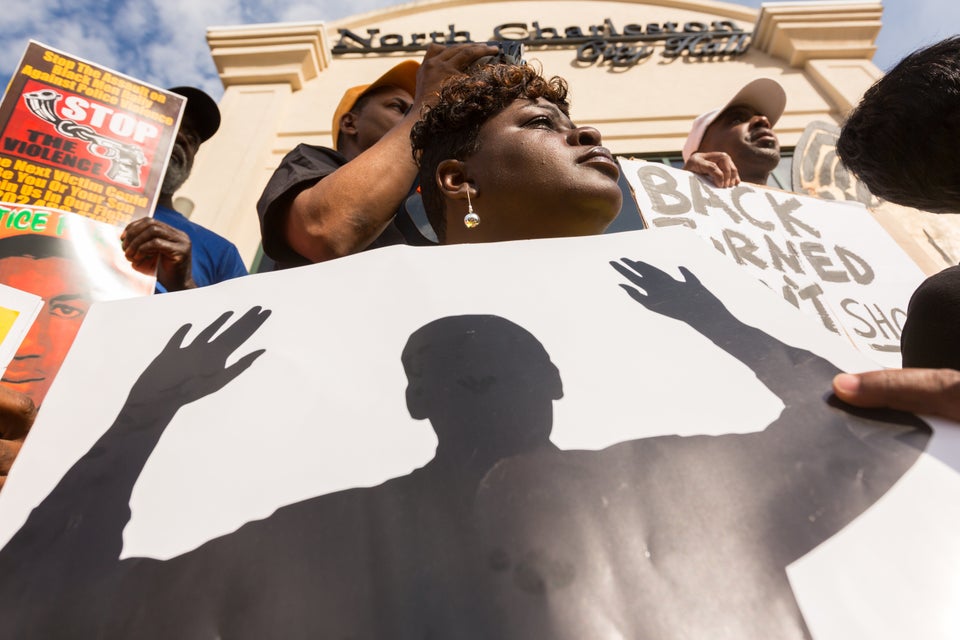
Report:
332,18,751,67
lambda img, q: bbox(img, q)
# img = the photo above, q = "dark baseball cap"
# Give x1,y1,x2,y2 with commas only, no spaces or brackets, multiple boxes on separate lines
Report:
170,86,221,142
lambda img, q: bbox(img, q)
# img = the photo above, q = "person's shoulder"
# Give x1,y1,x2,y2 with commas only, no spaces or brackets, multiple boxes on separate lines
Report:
258,144,347,209
281,143,347,170
255,143,347,264
153,206,189,230
155,206,239,252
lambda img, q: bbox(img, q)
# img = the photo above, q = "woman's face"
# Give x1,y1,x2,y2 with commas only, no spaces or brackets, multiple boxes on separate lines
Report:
450,97,622,243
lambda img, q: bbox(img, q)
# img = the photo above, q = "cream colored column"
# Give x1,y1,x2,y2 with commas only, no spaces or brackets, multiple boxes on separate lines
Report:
177,22,332,266
753,1,884,115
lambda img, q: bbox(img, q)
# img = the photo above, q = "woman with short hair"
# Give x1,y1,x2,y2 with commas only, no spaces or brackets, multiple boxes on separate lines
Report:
410,64,623,245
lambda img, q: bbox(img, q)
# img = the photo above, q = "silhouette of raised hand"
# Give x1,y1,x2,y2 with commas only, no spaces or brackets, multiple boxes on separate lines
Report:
612,258,842,404
127,306,271,408
610,259,726,326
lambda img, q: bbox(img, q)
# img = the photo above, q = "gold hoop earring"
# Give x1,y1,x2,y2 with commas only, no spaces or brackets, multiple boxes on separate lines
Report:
464,189,480,228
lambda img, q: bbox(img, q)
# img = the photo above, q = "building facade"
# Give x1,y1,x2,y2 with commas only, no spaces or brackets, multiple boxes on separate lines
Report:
179,0,886,266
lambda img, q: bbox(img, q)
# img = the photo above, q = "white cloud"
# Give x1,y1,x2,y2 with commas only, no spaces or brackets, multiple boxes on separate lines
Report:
113,2,155,35
55,21,121,68
277,2,330,24
6,0,62,32
128,0,244,91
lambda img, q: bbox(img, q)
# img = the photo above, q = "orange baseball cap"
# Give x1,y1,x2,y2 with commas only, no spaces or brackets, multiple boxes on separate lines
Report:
332,60,420,150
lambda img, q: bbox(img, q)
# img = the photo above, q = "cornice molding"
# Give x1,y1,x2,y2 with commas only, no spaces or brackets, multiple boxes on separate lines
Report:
753,1,882,67
207,23,332,90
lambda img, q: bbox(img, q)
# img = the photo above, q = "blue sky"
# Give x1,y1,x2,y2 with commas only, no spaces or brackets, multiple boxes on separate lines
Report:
1,0,958,98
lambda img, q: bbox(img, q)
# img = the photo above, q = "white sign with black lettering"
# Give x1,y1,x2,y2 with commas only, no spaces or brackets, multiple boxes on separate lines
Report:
622,159,925,367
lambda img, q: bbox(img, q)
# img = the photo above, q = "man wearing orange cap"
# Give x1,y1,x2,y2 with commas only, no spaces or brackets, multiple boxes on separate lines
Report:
681,78,787,188
256,43,496,268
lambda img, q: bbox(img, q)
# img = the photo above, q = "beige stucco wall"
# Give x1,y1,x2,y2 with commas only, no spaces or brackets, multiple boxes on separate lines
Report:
180,0,884,265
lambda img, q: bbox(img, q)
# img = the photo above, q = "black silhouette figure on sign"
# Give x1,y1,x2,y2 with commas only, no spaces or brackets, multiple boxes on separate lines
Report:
0,264,929,639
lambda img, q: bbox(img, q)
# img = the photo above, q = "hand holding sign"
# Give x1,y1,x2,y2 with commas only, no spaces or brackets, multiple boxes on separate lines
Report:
683,151,741,188
121,217,196,292
834,369,960,423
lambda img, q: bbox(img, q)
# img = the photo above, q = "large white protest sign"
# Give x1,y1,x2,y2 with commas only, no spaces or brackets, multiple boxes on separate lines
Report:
0,230,957,639
621,159,927,367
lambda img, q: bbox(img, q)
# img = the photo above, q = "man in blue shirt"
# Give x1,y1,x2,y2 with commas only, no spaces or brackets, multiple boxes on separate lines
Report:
122,86,247,292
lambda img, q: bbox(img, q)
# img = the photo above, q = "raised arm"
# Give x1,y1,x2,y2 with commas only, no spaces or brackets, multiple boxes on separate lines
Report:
611,259,837,405
284,43,496,262
0,307,269,634
614,259,933,567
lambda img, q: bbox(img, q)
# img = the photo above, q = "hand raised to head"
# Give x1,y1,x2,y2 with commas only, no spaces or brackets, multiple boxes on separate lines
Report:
610,259,725,323
128,307,271,409
414,43,499,109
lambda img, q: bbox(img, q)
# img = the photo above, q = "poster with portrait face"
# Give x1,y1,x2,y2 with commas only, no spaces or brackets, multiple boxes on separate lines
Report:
0,41,183,226
0,204,153,405
0,284,42,375
621,159,927,367
0,230,958,639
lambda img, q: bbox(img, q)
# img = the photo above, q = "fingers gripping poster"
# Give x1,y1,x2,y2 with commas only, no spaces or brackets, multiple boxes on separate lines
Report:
0,230,958,639
620,159,927,367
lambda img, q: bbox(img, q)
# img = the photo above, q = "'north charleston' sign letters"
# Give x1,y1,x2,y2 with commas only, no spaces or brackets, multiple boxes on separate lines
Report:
333,18,751,67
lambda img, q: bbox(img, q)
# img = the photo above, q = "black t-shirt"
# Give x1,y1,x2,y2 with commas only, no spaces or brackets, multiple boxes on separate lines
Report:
900,263,960,369
256,144,431,269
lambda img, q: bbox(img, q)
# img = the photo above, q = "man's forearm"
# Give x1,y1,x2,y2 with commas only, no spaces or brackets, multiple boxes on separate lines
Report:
285,118,420,262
